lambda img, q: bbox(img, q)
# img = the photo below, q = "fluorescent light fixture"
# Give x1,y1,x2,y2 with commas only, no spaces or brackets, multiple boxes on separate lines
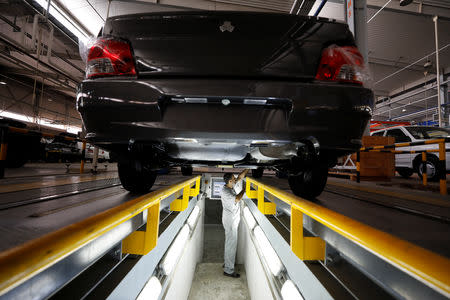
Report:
253,226,283,277
0,111,81,134
187,205,200,230
244,99,267,105
161,224,190,275
171,137,198,143
281,280,304,300
0,81,6,85
34,0,91,43
243,207,256,230
136,276,162,300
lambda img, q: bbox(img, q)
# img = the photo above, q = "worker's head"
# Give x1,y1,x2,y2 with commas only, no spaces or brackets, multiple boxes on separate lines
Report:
223,173,236,187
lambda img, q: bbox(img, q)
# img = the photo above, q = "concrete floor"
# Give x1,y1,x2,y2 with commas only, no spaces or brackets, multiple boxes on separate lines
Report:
188,263,249,300
188,225,250,300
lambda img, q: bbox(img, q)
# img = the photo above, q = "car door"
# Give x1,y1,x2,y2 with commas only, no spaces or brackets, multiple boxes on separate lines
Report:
385,128,412,168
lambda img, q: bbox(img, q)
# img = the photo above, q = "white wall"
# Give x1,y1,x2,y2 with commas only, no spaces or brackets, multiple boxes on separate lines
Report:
237,210,274,300
163,196,205,300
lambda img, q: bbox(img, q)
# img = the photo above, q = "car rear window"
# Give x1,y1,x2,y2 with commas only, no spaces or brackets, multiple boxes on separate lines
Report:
405,127,450,139
371,131,384,136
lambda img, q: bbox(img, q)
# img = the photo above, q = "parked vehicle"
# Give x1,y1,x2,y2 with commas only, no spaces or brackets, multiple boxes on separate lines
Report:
371,126,450,181
77,11,374,198
76,142,111,163
44,133,80,163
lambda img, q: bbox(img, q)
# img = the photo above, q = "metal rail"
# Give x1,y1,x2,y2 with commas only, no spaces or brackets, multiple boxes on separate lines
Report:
0,175,201,297
0,180,121,210
245,177,450,299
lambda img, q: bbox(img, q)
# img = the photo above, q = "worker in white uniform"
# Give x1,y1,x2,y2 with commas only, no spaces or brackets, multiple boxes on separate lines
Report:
221,169,249,278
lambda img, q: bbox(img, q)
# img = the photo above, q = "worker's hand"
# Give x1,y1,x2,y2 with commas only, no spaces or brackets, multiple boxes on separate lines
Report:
237,169,249,181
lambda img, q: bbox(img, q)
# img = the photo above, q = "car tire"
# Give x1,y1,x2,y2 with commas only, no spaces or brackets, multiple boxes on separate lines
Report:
415,155,441,182
288,166,328,200
181,166,193,176
252,168,264,178
397,168,413,179
118,159,157,193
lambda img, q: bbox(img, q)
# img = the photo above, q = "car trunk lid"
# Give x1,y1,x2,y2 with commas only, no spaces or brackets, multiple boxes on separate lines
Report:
102,11,355,79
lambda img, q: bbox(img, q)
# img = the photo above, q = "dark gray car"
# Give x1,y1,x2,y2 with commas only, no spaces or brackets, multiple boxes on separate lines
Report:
77,11,374,198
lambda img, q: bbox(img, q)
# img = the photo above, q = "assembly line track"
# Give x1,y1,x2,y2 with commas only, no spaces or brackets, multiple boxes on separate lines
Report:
322,188,450,223
0,181,121,210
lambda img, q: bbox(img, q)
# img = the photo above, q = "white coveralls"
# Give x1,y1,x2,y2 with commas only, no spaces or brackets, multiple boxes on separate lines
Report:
221,179,242,274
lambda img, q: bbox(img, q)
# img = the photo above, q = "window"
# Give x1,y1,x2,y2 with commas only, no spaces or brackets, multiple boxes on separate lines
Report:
385,129,411,143
405,127,450,139
372,131,385,136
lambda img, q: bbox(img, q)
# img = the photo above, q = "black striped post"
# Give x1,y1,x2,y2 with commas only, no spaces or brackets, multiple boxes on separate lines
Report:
438,142,447,196
80,140,86,174
356,150,360,183
0,126,8,179
422,152,427,186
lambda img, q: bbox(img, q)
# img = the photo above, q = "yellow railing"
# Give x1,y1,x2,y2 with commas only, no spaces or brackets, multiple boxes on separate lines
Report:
246,177,450,297
0,176,201,296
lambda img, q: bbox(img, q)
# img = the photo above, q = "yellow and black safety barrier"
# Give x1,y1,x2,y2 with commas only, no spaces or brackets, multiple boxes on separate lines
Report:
357,138,449,195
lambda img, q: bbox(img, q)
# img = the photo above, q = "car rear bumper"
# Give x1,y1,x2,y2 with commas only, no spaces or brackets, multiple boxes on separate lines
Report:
77,78,374,155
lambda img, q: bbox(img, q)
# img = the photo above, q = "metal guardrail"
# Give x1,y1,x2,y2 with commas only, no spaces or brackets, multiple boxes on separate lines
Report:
245,177,450,299
0,175,201,297
357,138,449,195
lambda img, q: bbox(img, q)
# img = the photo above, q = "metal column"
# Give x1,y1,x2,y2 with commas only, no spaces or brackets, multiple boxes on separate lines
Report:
433,16,443,127
353,0,370,135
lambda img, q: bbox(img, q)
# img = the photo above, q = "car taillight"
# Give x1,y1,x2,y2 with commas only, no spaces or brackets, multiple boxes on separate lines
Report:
315,45,366,85
86,38,136,79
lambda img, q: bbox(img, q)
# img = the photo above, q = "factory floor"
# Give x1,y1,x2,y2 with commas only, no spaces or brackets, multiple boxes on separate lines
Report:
188,215,250,299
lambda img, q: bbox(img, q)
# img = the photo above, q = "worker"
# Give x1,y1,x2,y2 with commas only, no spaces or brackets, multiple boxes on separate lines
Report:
221,169,249,278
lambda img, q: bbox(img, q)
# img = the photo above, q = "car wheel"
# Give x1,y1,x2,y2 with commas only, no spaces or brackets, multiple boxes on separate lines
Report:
288,166,328,200
416,155,441,182
181,166,193,176
251,168,264,178
397,168,413,178
118,159,157,193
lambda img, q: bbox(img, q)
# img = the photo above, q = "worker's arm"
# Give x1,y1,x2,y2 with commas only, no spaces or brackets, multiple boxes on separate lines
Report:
235,189,245,203
237,169,249,181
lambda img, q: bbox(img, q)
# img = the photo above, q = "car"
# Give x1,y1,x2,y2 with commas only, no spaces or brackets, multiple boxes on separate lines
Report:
371,126,450,181
76,142,111,163
77,11,374,198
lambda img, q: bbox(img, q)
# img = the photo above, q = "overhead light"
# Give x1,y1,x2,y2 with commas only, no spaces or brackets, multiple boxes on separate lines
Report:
253,226,283,277
0,81,6,85
402,109,406,112
161,224,190,275
399,0,413,6
243,207,256,230
136,276,162,300
34,0,91,43
187,205,201,230
281,280,304,300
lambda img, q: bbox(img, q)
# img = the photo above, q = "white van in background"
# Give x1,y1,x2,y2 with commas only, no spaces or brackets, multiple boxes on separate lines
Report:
371,126,450,181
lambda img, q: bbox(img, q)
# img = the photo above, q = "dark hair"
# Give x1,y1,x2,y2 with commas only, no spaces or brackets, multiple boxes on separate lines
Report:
223,173,233,184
